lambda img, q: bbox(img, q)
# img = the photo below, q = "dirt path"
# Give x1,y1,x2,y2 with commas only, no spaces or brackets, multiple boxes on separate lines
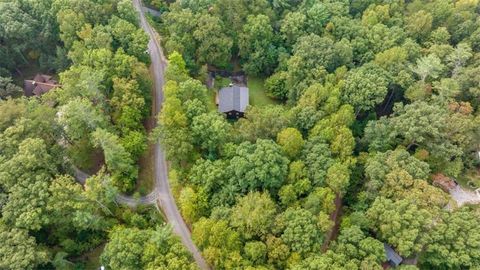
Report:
321,194,343,252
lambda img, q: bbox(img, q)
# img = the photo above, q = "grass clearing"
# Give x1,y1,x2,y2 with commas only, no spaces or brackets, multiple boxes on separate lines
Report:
206,89,217,111
247,76,279,107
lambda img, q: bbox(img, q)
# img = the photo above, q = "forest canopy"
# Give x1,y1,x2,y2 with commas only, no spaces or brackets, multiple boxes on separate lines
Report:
2,0,480,269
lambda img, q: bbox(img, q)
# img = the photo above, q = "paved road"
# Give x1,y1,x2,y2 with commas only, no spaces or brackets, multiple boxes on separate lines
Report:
132,1,210,269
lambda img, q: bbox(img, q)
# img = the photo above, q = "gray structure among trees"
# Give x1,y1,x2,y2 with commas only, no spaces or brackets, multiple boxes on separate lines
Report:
384,243,403,267
218,85,249,118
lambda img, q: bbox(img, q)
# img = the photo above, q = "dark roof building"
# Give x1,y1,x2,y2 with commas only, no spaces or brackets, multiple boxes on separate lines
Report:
24,74,59,97
384,243,403,268
218,85,249,118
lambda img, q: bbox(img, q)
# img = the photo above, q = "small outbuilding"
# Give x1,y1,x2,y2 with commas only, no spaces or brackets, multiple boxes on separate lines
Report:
218,84,249,118
383,243,403,268
24,74,59,97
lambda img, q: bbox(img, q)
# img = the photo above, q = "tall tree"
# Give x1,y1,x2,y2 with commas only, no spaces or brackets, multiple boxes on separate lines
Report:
91,128,137,192
193,14,233,68
57,97,108,142
228,139,289,194
0,225,48,270
276,127,304,159
0,76,23,100
230,192,277,239
367,197,431,257
341,63,389,114
422,209,480,269
191,112,231,156
239,14,277,75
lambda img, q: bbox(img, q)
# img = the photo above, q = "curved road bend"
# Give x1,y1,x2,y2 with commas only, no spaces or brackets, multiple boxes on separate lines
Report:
132,1,210,269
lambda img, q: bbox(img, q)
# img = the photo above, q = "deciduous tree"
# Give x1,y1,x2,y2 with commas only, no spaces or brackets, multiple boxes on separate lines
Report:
230,192,277,239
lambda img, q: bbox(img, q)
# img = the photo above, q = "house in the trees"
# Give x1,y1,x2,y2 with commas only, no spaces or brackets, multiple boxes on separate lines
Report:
24,74,59,97
217,84,249,118
383,243,403,268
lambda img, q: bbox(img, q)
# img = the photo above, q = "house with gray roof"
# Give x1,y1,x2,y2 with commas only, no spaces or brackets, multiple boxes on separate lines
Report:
217,84,249,118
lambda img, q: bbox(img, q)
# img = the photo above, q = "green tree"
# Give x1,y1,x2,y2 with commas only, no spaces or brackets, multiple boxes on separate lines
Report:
191,113,231,156
367,197,431,257
110,17,149,62
341,63,389,114
120,130,147,160
244,241,267,264
116,0,138,24
192,218,241,269
91,128,137,192
0,76,23,99
374,46,413,89
411,54,444,82
165,51,190,83
286,34,352,100
0,138,56,230
277,207,323,256
162,9,197,69
189,159,228,197
48,174,110,232
193,14,233,68
110,77,146,133
156,81,195,166
280,12,306,47
228,139,289,194
179,186,209,224
303,187,336,215
142,226,198,270
332,225,386,268
265,235,290,268
0,2,37,69
230,192,277,239
84,169,119,215
365,100,477,175
326,161,351,195
239,14,277,75
265,71,288,100
446,43,472,76
235,105,291,142
364,148,430,199
57,98,108,142
405,10,433,41
57,9,87,49
422,209,480,269
276,127,304,159
0,225,48,270
302,137,334,186
57,65,106,105
101,226,151,270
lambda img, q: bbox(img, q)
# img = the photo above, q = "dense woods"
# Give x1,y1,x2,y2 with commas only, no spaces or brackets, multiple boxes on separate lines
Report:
154,0,480,269
2,0,480,269
0,0,195,269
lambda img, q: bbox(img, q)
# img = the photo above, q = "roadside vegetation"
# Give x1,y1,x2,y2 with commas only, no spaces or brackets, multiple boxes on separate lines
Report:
0,0,196,269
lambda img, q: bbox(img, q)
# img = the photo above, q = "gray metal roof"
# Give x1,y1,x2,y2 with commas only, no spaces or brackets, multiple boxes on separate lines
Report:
218,85,249,113
384,243,403,266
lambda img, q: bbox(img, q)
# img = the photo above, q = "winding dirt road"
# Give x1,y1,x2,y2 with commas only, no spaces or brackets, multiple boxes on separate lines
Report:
132,1,210,269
